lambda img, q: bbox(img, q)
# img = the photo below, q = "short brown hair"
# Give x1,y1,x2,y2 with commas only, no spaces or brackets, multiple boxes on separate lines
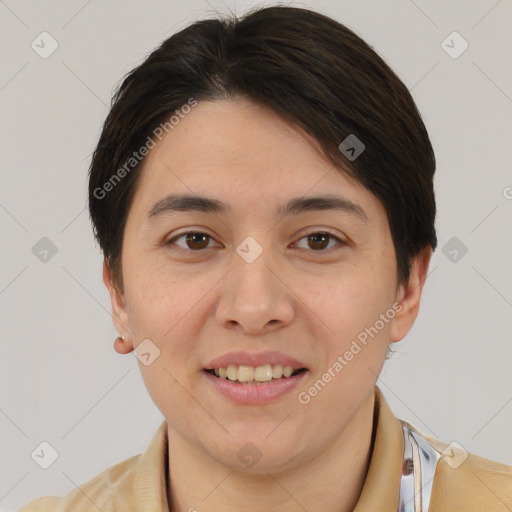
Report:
88,5,437,292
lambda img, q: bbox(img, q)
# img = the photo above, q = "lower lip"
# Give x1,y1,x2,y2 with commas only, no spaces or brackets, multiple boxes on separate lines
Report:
203,370,309,405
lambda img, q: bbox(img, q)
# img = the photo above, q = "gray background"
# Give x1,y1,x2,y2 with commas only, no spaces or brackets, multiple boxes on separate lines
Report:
1,0,511,510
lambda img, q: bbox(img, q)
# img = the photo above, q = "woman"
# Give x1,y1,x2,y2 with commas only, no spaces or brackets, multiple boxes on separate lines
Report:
20,5,512,511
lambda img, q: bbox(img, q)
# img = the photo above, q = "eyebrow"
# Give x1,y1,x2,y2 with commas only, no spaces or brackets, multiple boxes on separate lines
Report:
146,193,368,222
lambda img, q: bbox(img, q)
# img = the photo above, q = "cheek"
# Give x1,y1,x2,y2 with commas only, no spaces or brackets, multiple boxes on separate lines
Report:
302,260,397,373
138,363,211,443
124,256,197,337
124,265,206,418
123,261,207,402
297,278,394,418
304,261,396,333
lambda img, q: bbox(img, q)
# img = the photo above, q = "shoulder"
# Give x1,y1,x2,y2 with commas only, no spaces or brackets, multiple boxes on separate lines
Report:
18,453,141,512
426,435,512,511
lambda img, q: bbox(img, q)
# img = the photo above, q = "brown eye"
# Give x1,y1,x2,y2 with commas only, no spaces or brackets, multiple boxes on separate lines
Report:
166,231,215,252
296,231,345,252
185,233,210,250
307,233,330,250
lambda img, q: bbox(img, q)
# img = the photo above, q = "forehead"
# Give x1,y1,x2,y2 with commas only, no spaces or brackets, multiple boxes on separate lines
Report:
128,98,380,222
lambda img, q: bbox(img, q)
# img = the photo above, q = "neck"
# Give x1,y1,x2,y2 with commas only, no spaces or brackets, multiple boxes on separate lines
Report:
167,391,376,512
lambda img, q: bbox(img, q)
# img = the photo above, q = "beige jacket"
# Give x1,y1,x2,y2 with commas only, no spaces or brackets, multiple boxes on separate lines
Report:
19,387,512,511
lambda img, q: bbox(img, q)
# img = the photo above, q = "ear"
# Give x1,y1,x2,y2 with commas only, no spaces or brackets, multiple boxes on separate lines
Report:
103,260,134,354
389,246,432,343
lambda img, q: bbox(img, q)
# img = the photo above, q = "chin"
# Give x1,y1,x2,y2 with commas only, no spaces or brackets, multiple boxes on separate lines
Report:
206,431,306,474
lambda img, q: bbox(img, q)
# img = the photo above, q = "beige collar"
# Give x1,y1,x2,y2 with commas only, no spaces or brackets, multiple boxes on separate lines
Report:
129,386,403,511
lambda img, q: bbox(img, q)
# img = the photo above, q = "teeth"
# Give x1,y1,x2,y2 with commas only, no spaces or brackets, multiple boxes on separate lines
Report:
272,364,283,379
226,365,238,381
210,364,301,383
237,365,254,382
255,364,273,381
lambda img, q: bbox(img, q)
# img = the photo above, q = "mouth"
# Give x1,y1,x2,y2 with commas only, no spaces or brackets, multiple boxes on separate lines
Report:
204,365,308,385
202,364,309,404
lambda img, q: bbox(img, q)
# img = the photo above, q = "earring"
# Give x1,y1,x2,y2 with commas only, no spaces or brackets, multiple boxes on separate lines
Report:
113,335,131,355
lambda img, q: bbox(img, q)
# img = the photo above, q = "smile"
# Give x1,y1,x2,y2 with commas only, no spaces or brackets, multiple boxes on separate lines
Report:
206,364,306,383
203,366,309,404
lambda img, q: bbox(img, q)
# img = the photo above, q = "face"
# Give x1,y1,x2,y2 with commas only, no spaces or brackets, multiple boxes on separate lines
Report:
106,97,428,473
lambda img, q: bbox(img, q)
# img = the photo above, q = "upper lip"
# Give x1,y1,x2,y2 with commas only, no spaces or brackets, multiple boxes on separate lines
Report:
205,350,308,370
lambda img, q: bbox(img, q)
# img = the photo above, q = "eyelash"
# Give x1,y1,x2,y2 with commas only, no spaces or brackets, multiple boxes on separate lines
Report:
164,230,346,255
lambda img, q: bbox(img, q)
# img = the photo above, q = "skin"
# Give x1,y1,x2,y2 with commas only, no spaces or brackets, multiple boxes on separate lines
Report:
104,97,432,512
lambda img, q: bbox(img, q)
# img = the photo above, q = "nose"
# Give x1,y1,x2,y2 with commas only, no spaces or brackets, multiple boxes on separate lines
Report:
215,248,295,335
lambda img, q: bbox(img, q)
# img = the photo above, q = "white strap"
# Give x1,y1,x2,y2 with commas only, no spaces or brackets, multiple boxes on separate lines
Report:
398,421,441,511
